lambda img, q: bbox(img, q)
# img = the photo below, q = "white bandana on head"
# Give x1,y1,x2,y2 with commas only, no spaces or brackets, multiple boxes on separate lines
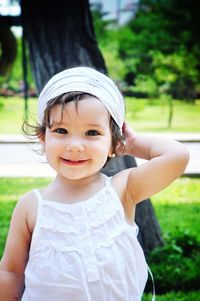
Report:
38,66,125,131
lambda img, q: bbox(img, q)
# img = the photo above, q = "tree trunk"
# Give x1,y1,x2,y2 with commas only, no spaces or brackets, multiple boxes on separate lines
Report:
21,0,106,93
20,0,163,254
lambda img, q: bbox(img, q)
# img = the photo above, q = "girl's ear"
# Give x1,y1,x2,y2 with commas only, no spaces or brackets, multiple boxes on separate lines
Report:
108,145,115,158
38,133,45,154
38,133,45,146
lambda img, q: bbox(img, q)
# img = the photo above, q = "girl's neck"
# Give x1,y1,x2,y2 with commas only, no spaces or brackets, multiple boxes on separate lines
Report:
42,172,105,204
55,172,102,189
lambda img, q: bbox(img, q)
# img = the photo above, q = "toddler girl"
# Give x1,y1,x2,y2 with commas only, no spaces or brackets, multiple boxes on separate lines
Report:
0,67,189,301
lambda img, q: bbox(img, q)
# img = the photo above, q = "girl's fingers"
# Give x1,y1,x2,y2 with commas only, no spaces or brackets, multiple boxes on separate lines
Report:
114,122,136,156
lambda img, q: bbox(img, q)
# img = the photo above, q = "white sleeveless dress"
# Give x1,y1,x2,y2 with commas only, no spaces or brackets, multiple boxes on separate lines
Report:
21,176,148,301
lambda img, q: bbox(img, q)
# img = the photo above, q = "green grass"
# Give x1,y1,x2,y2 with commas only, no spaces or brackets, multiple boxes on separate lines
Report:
0,96,200,134
126,98,200,132
151,177,200,241
0,178,51,255
0,96,37,135
143,291,200,301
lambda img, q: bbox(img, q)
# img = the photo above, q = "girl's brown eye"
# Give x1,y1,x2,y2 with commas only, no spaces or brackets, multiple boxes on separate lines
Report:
86,130,100,136
55,128,68,134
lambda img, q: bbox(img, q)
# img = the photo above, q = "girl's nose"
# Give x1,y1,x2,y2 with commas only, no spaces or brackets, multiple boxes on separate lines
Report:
65,137,85,152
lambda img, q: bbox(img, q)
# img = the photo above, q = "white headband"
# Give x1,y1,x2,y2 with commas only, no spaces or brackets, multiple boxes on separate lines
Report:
38,66,125,130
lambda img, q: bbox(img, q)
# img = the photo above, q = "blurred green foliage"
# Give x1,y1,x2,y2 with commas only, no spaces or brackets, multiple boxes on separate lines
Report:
146,232,200,293
92,0,200,102
0,38,34,93
143,291,200,301
1,0,200,103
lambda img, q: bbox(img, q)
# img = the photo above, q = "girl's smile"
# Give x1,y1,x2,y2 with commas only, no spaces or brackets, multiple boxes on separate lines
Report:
59,157,90,166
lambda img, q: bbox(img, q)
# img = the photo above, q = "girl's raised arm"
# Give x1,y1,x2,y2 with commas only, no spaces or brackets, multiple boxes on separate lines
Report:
116,122,189,204
0,195,32,300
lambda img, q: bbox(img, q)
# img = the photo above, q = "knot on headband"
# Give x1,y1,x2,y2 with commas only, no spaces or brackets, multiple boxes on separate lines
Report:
38,67,125,130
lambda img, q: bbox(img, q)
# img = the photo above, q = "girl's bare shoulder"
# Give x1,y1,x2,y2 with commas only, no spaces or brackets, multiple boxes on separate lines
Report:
111,170,136,222
18,190,38,234
111,169,131,195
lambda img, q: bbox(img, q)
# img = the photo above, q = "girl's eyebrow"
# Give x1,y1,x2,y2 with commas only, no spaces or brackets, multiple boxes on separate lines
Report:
50,120,104,128
50,121,68,126
87,123,103,128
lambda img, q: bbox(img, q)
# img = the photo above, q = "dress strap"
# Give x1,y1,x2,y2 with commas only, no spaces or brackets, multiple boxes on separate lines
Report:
102,174,112,185
32,189,43,203
147,265,156,301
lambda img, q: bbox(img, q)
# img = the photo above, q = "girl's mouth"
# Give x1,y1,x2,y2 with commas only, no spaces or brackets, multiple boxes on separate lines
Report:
60,158,89,166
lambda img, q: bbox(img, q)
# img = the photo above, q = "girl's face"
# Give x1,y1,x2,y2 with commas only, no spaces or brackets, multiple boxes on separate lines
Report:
40,96,113,181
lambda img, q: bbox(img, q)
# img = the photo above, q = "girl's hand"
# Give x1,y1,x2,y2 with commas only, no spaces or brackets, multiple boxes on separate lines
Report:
115,122,136,156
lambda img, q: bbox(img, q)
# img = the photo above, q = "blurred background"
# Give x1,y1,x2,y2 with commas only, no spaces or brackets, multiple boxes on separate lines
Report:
0,1,200,300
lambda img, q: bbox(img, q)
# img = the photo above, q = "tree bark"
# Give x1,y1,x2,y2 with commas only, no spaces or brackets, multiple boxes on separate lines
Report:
20,0,163,254
21,0,106,93
0,17,17,75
